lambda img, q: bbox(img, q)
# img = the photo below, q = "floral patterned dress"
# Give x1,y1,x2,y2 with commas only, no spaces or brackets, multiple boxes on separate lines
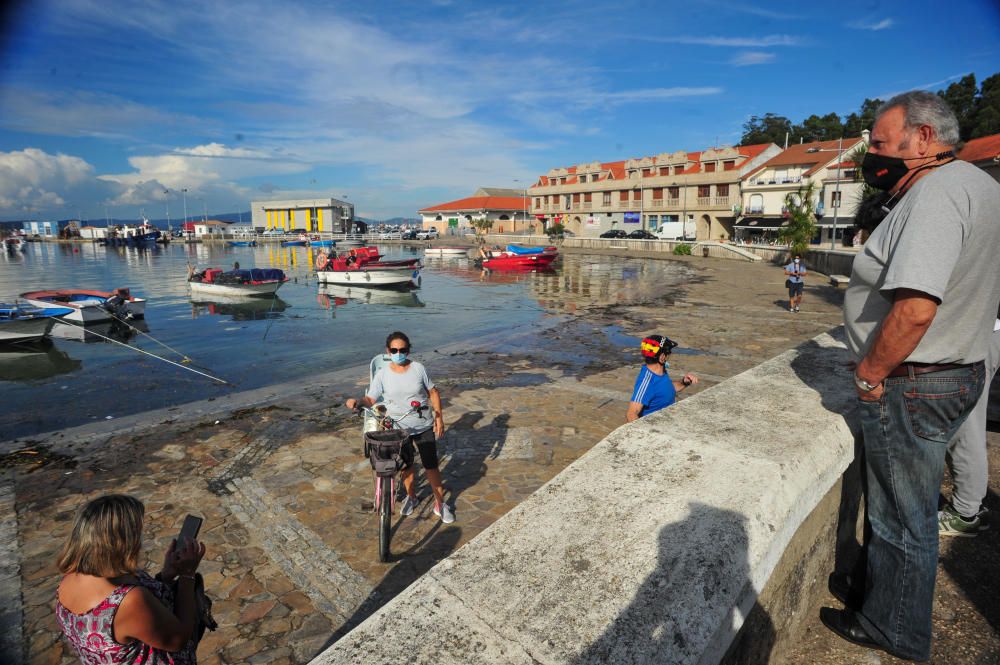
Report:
55,571,197,664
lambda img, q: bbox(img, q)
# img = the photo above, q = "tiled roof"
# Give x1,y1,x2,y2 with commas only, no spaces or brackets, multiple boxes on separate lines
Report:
958,133,1000,163
418,195,528,213
742,138,864,181
736,143,774,160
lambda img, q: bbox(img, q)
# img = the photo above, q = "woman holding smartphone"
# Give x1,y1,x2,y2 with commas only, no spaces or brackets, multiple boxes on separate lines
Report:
55,494,206,664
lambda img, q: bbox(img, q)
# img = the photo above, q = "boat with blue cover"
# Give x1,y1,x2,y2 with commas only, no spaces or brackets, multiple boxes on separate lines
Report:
505,244,553,255
0,303,74,343
188,266,288,297
228,240,257,247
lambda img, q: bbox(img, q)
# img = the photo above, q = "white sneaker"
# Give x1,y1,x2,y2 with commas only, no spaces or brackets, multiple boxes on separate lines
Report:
434,502,455,524
400,495,418,516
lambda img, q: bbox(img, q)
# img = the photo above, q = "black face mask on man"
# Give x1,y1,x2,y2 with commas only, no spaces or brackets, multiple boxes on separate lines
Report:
861,150,956,191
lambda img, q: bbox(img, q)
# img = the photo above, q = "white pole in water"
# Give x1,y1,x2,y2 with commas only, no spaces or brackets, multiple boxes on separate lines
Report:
164,190,171,232
182,188,188,228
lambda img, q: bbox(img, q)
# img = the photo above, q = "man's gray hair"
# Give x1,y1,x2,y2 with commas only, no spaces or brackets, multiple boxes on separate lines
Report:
878,91,961,146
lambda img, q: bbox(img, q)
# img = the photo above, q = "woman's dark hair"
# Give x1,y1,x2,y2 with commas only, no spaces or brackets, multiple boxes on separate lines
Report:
385,331,410,350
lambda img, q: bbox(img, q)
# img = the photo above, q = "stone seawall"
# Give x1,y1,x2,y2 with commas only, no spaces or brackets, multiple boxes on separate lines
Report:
311,329,857,664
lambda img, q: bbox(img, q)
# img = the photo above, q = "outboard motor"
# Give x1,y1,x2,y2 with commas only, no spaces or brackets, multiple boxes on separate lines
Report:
102,287,134,320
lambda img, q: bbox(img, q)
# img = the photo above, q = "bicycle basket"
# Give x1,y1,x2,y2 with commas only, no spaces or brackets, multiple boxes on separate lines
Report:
364,429,408,477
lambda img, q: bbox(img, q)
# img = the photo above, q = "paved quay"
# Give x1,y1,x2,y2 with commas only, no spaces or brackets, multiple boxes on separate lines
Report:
3,251,994,664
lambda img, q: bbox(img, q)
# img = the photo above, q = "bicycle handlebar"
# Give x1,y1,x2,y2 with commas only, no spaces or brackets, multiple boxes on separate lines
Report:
351,400,427,428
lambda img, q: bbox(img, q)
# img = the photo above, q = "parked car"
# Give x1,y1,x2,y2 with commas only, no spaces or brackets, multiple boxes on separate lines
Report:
628,229,657,239
415,228,439,240
400,229,417,240
599,229,628,238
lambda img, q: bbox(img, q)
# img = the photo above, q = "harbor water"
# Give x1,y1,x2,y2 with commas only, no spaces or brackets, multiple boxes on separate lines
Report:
0,242,693,439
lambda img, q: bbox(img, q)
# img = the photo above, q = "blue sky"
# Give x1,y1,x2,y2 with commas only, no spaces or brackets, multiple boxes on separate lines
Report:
0,0,997,221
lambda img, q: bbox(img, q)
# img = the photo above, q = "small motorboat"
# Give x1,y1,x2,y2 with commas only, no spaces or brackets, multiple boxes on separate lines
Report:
309,237,335,247
423,246,470,257
315,246,420,288
478,245,559,270
228,240,257,247
20,288,146,324
188,266,288,297
4,237,26,253
0,303,74,343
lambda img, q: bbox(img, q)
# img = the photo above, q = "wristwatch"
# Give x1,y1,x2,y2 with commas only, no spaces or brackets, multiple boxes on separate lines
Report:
854,373,880,393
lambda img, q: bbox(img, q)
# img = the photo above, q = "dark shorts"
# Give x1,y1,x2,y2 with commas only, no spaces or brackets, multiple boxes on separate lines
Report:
402,428,439,470
788,281,804,297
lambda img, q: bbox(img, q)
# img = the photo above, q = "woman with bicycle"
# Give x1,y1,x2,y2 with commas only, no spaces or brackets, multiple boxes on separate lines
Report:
346,331,453,524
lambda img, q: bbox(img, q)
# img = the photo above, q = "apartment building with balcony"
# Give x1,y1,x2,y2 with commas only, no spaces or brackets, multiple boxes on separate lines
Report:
737,134,867,246
529,143,781,240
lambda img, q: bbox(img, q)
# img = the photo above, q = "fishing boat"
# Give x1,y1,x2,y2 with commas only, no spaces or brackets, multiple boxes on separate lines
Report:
315,247,420,287
423,246,469,257
188,267,288,297
0,303,74,343
20,288,146,324
4,237,26,253
478,245,559,270
281,239,307,246
228,240,257,247
309,238,335,247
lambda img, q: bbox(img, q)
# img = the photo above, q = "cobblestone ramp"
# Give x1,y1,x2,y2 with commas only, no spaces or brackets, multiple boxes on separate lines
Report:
209,421,376,629
0,470,24,665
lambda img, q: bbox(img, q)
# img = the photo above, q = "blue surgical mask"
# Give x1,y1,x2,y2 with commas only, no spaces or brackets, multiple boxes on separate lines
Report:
661,359,670,369
390,352,408,364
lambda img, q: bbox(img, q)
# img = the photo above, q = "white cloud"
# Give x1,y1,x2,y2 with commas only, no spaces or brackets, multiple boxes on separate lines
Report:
0,87,204,139
638,34,801,47
0,149,103,213
849,18,894,31
730,51,776,66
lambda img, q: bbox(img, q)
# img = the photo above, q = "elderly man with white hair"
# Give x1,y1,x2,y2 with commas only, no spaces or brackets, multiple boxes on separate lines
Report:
824,91,1000,661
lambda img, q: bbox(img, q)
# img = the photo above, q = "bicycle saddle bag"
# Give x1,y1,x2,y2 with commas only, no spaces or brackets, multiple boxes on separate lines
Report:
365,430,407,477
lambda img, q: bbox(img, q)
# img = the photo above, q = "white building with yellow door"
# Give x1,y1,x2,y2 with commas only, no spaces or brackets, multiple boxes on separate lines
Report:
251,197,354,234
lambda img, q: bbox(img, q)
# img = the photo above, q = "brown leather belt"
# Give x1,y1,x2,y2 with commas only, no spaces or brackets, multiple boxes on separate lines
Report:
886,362,973,378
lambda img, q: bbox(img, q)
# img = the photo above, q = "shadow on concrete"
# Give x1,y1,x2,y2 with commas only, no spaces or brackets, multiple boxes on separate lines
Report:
319,525,464,651
939,487,1000,634
439,411,509,513
570,503,775,665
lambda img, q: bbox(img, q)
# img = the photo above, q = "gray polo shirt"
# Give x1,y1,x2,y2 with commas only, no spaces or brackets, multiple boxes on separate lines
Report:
844,160,1000,364
366,360,435,433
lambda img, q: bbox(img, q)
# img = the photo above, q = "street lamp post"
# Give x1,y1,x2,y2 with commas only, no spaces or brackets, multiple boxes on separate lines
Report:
181,188,188,230
807,137,846,250
163,190,171,232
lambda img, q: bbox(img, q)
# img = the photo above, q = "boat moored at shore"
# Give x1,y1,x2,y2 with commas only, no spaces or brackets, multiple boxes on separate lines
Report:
188,267,288,297
20,288,146,324
0,303,74,343
315,246,420,288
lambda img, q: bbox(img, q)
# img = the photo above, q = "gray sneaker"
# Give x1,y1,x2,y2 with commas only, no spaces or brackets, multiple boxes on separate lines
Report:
434,502,455,524
939,503,983,537
400,495,418,517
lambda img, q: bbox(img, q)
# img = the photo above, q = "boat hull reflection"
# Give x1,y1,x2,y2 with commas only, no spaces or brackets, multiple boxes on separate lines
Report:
50,318,150,344
0,340,81,381
317,284,424,309
190,295,289,321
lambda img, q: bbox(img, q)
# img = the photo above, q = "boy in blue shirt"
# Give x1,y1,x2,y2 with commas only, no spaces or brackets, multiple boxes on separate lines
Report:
626,334,699,422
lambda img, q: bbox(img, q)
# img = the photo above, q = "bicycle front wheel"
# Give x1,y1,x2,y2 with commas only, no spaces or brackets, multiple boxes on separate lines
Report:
378,476,392,562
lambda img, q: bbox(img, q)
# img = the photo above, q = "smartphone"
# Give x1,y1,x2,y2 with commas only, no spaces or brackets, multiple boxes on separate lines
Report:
177,514,203,547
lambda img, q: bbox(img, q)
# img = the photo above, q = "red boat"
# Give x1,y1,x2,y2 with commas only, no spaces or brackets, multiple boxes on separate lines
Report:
480,246,559,270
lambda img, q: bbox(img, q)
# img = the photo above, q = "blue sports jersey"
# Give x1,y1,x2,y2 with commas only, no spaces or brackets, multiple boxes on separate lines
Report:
630,365,676,417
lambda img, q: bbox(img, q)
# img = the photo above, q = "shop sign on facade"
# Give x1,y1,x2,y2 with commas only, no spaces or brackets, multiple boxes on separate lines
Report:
624,212,640,224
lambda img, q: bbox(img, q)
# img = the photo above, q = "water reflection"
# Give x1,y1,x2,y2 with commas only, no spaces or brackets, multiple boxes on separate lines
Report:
190,295,289,321
50,318,150,344
0,340,81,382
316,284,425,312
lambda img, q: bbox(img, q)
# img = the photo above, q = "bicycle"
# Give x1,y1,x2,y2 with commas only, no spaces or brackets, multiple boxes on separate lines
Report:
352,400,426,562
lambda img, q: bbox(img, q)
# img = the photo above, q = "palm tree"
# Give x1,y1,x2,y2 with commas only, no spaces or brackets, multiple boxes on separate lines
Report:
778,182,819,256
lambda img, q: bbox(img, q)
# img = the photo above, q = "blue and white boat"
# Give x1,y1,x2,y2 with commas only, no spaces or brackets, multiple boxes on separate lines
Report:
0,303,74,343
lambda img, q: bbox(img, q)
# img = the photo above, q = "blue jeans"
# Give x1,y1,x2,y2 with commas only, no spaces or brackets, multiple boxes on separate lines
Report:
855,363,984,660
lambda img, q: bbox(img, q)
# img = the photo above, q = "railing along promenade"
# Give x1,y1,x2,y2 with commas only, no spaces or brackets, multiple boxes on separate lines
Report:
311,329,859,664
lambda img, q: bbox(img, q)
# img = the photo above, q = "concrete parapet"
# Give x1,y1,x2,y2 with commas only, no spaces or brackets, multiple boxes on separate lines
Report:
311,329,857,665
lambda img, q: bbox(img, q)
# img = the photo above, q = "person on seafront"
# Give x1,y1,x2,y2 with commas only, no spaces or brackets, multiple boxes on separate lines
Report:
346,331,454,523
824,91,1000,661
784,255,806,312
939,312,1000,537
625,334,698,422
55,494,210,664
